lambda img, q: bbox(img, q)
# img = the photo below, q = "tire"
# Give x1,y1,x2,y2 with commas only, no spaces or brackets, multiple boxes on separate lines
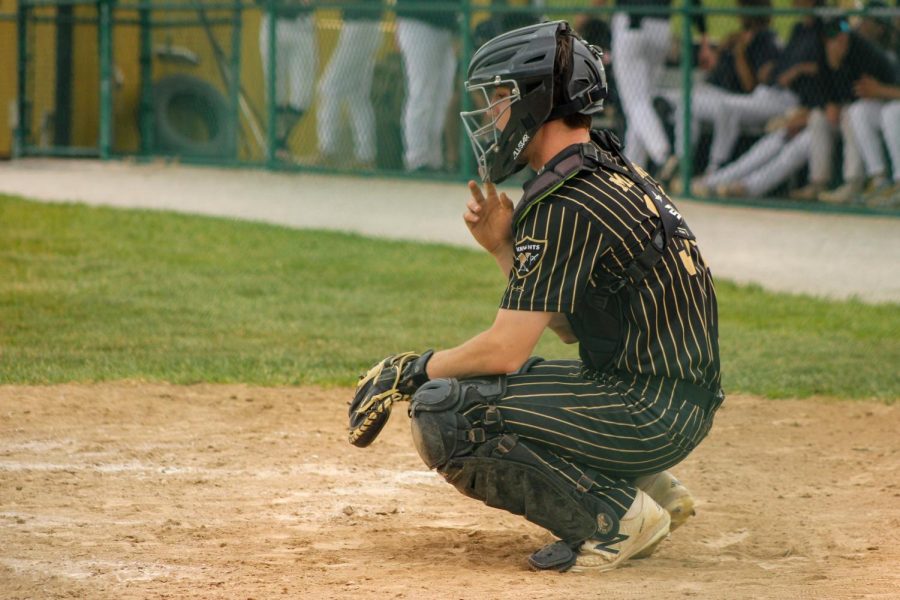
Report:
152,74,235,159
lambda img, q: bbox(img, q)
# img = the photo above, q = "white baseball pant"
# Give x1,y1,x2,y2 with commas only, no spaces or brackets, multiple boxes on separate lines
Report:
396,18,457,171
611,14,672,168
316,20,383,162
259,13,317,112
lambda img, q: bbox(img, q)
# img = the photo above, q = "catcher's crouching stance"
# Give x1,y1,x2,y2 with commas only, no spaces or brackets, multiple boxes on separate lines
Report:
349,21,723,573
409,373,629,571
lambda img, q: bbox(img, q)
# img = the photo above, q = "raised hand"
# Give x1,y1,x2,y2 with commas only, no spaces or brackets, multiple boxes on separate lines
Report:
464,180,515,257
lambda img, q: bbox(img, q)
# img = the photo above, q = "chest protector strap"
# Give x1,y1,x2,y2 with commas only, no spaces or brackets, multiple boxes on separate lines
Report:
513,141,602,228
597,131,695,300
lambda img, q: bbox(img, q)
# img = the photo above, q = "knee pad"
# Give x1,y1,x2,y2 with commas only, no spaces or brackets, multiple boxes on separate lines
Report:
408,377,505,469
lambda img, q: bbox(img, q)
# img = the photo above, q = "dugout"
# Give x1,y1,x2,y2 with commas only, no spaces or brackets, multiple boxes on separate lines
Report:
10,0,418,167
6,1,899,214
2,0,521,166
12,0,247,160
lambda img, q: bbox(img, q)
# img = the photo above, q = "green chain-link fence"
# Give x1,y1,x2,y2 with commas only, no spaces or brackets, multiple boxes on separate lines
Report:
11,1,900,210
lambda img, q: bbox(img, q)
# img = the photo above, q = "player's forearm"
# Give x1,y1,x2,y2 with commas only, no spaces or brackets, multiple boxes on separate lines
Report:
878,85,900,100
734,51,756,93
426,330,529,380
777,67,797,88
426,310,549,379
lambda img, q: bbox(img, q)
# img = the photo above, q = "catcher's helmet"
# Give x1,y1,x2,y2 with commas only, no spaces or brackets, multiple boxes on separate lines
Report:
460,20,607,183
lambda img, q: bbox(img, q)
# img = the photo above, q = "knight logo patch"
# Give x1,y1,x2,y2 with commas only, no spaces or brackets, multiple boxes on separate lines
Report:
514,237,546,278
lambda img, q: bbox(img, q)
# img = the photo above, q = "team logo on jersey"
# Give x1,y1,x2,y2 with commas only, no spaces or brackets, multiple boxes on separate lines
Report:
514,237,546,279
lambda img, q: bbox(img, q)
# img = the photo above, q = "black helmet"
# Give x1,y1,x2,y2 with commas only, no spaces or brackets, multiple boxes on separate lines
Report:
460,20,607,183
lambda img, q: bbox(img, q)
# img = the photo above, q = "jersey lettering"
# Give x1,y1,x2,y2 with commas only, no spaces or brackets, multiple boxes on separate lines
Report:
608,173,635,194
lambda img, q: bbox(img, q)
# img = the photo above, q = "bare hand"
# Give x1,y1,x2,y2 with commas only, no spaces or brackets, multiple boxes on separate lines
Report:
785,108,809,137
464,180,514,256
854,75,883,99
778,62,817,88
797,62,819,76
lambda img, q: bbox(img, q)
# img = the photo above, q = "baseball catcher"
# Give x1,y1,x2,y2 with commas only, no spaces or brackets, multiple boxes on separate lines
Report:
349,20,723,573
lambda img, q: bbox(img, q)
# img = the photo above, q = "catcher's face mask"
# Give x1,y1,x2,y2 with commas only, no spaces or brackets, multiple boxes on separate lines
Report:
460,78,522,182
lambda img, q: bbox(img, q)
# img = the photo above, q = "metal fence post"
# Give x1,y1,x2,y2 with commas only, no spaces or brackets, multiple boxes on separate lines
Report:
679,2,694,199
139,1,153,156
265,0,277,168
458,0,474,182
98,0,113,159
54,3,74,147
15,0,30,157
230,0,243,162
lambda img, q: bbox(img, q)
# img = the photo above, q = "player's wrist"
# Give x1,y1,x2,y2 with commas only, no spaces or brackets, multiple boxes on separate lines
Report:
489,237,514,258
398,350,434,394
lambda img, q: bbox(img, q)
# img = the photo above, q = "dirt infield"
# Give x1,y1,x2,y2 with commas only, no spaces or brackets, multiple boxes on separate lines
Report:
1,384,898,600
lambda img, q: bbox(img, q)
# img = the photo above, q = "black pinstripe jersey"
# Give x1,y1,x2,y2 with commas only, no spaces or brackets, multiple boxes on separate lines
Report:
500,151,721,393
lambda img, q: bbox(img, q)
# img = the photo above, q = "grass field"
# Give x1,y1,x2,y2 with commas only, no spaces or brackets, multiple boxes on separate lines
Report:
1,194,897,400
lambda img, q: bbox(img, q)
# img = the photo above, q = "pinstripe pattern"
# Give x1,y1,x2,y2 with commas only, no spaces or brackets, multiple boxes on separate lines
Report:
478,361,711,514
501,162,720,392
491,152,722,517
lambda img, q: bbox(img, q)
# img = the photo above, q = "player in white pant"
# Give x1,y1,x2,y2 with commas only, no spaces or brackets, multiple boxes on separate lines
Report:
611,14,673,168
696,1,824,178
259,10,317,151
661,2,781,180
843,95,900,205
316,14,383,167
816,24,900,207
702,108,834,198
396,16,457,171
790,104,864,201
611,0,709,170
708,84,799,172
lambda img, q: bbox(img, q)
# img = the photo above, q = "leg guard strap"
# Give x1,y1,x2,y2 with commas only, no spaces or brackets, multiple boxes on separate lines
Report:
528,541,578,571
408,377,505,469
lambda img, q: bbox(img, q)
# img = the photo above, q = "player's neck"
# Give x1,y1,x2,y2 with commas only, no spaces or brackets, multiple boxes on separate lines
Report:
528,123,591,172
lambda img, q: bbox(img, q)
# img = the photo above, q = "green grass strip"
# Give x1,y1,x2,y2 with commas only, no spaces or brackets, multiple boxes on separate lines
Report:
1,195,896,401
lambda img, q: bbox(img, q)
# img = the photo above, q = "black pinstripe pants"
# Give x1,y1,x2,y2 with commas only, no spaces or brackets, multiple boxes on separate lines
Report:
475,360,717,518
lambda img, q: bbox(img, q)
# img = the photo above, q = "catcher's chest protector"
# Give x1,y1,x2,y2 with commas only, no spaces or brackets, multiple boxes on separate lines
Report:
514,129,696,373
409,378,619,546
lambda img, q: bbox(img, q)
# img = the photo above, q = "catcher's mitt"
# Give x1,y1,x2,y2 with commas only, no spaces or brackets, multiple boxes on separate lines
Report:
348,351,432,447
